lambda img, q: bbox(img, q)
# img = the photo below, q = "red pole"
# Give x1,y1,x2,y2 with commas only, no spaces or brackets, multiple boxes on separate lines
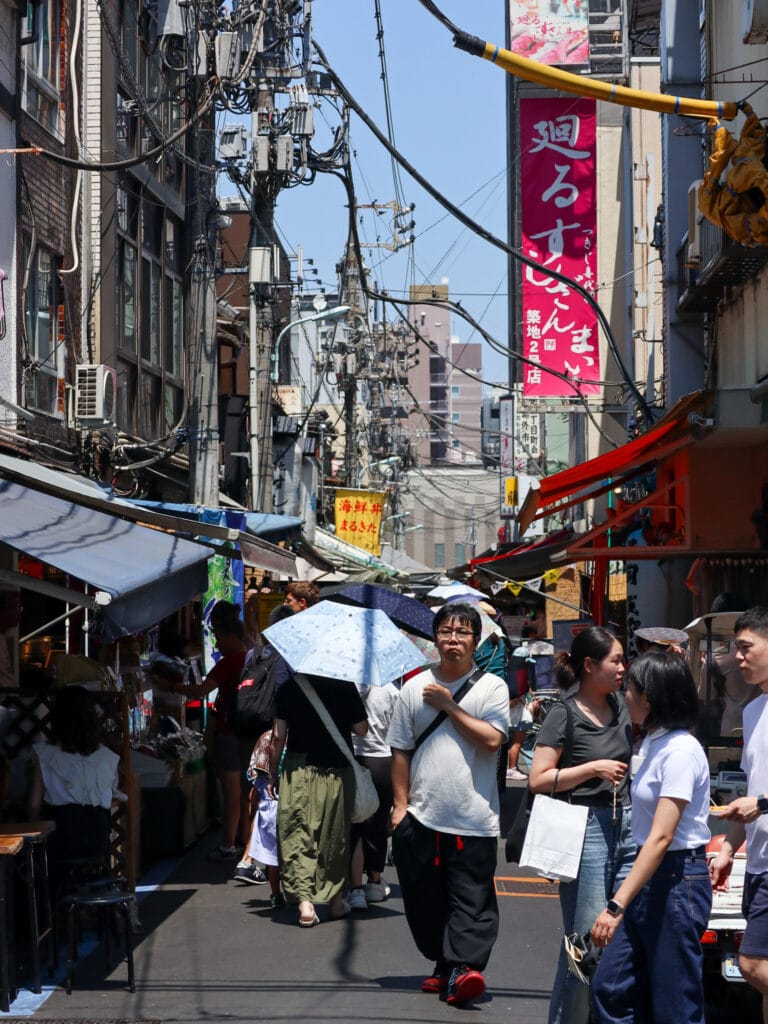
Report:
591,558,608,626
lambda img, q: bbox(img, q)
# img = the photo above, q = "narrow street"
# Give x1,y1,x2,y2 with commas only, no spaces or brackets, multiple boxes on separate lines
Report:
10,790,557,1023
8,785,761,1024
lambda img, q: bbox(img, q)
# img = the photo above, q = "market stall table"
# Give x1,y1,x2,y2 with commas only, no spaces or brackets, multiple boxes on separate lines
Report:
0,821,55,995
0,835,23,1011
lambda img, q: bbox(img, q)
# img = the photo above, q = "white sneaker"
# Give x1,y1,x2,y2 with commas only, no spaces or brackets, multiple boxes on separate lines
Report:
506,768,527,781
364,878,390,903
348,887,368,911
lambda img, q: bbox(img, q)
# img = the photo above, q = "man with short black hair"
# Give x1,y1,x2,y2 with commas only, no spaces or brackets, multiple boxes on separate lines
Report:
387,602,510,1007
710,606,768,1022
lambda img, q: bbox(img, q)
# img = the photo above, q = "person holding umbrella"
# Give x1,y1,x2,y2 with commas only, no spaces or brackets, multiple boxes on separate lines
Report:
268,673,367,926
263,602,426,927
386,602,511,1006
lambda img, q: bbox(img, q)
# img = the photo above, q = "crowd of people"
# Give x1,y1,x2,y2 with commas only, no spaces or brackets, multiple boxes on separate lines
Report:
148,588,768,1018
28,580,768,1020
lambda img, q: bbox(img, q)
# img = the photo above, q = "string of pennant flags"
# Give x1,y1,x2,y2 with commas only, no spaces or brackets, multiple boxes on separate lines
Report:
490,568,562,598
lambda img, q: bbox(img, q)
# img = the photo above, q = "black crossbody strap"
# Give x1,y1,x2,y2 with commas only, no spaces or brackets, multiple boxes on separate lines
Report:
413,666,485,753
550,700,575,799
563,699,575,767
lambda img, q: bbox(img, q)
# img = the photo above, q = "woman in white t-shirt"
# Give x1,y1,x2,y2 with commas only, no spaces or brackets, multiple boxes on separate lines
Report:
27,685,121,869
590,651,712,1024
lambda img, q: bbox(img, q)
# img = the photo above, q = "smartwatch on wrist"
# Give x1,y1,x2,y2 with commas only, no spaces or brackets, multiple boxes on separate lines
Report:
757,795,768,815
606,898,625,918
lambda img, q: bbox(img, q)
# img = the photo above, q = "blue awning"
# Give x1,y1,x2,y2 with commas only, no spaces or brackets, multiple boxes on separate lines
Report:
246,512,303,540
128,501,302,541
0,479,210,638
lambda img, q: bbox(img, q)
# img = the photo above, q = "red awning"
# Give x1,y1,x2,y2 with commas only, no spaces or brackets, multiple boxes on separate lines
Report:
517,391,713,536
470,530,573,580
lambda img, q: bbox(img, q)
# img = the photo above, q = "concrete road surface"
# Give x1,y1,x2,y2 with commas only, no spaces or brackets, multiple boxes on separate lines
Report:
10,785,760,1022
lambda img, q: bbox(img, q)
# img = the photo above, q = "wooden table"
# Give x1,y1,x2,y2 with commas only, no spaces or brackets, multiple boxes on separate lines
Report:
0,822,55,996
0,836,23,1011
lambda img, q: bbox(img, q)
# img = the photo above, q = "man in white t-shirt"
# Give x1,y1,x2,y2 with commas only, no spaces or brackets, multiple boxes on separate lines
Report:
709,607,768,1019
387,602,510,1007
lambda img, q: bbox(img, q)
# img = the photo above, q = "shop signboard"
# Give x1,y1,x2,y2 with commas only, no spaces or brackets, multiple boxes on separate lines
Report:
520,97,599,399
334,489,385,556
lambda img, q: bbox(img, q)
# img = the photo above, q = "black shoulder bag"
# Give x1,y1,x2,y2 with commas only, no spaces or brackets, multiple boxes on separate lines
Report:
505,700,574,864
413,665,485,753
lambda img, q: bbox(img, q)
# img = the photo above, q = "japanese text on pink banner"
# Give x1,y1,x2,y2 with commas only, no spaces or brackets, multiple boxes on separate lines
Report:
520,97,599,398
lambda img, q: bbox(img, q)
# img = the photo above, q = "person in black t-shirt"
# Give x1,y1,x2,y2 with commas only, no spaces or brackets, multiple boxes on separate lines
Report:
270,674,367,926
529,626,637,1024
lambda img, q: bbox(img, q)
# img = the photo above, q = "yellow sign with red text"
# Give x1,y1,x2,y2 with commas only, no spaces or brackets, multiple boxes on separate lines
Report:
334,489,385,556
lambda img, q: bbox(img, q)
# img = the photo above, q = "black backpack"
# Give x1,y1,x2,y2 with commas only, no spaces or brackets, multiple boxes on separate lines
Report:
229,647,278,737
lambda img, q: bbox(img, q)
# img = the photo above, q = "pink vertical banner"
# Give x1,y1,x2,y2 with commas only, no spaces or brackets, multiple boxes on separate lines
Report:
520,97,599,398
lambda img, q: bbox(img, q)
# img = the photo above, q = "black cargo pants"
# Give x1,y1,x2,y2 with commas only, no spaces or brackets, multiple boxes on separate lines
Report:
391,812,499,971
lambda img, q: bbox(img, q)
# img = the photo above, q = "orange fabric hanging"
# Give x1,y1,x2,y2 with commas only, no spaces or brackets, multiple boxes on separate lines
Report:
699,106,768,246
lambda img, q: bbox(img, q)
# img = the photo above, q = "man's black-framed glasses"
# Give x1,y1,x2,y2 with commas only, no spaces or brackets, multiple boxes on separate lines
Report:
436,627,475,639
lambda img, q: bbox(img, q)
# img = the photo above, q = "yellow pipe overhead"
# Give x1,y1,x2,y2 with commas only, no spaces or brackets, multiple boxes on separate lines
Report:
453,32,739,122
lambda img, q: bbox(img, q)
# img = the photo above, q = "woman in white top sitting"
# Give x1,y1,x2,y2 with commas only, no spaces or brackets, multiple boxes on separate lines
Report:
590,651,712,1024
27,685,120,865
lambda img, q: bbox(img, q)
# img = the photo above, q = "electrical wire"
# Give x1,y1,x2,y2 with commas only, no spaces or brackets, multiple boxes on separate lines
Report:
324,158,629,455
383,293,621,449
407,462,500,505
408,485,499,525
312,40,654,425
13,79,217,171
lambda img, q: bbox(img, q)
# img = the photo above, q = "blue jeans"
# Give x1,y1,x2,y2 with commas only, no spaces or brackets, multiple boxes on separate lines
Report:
548,805,636,1024
591,847,712,1024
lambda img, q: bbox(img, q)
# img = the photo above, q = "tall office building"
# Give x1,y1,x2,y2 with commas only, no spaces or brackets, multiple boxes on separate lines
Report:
406,284,483,466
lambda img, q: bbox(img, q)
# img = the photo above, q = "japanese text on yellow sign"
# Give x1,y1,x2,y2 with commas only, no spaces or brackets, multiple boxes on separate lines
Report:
505,477,518,507
334,489,385,556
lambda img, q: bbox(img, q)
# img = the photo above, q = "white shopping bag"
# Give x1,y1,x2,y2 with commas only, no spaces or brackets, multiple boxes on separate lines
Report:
519,794,588,882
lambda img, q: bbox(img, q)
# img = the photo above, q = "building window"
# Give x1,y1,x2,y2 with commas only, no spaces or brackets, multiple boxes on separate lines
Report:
434,543,445,568
455,543,465,565
116,359,137,434
451,385,460,396
116,240,137,353
21,0,64,137
23,240,64,417
451,412,460,423
115,177,184,437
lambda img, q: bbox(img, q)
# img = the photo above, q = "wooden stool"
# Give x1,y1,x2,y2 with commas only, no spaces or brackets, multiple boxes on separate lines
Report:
0,836,23,1012
0,822,55,994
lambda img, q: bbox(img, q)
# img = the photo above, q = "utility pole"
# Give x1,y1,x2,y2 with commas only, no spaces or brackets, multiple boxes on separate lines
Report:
340,239,366,488
248,87,279,514
239,2,316,512
187,28,219,507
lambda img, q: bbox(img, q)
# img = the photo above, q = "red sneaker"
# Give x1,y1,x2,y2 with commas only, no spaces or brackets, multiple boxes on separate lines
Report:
422,965,450,993
445,966,485,1006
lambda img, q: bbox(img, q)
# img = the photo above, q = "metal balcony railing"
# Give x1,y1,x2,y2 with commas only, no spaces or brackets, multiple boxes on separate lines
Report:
697,216,768,290
675,217,768,316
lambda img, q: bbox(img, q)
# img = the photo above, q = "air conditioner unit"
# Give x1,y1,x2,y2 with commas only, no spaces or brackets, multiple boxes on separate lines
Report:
744,0,768,42
74,364,117,426
686,180,703,268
